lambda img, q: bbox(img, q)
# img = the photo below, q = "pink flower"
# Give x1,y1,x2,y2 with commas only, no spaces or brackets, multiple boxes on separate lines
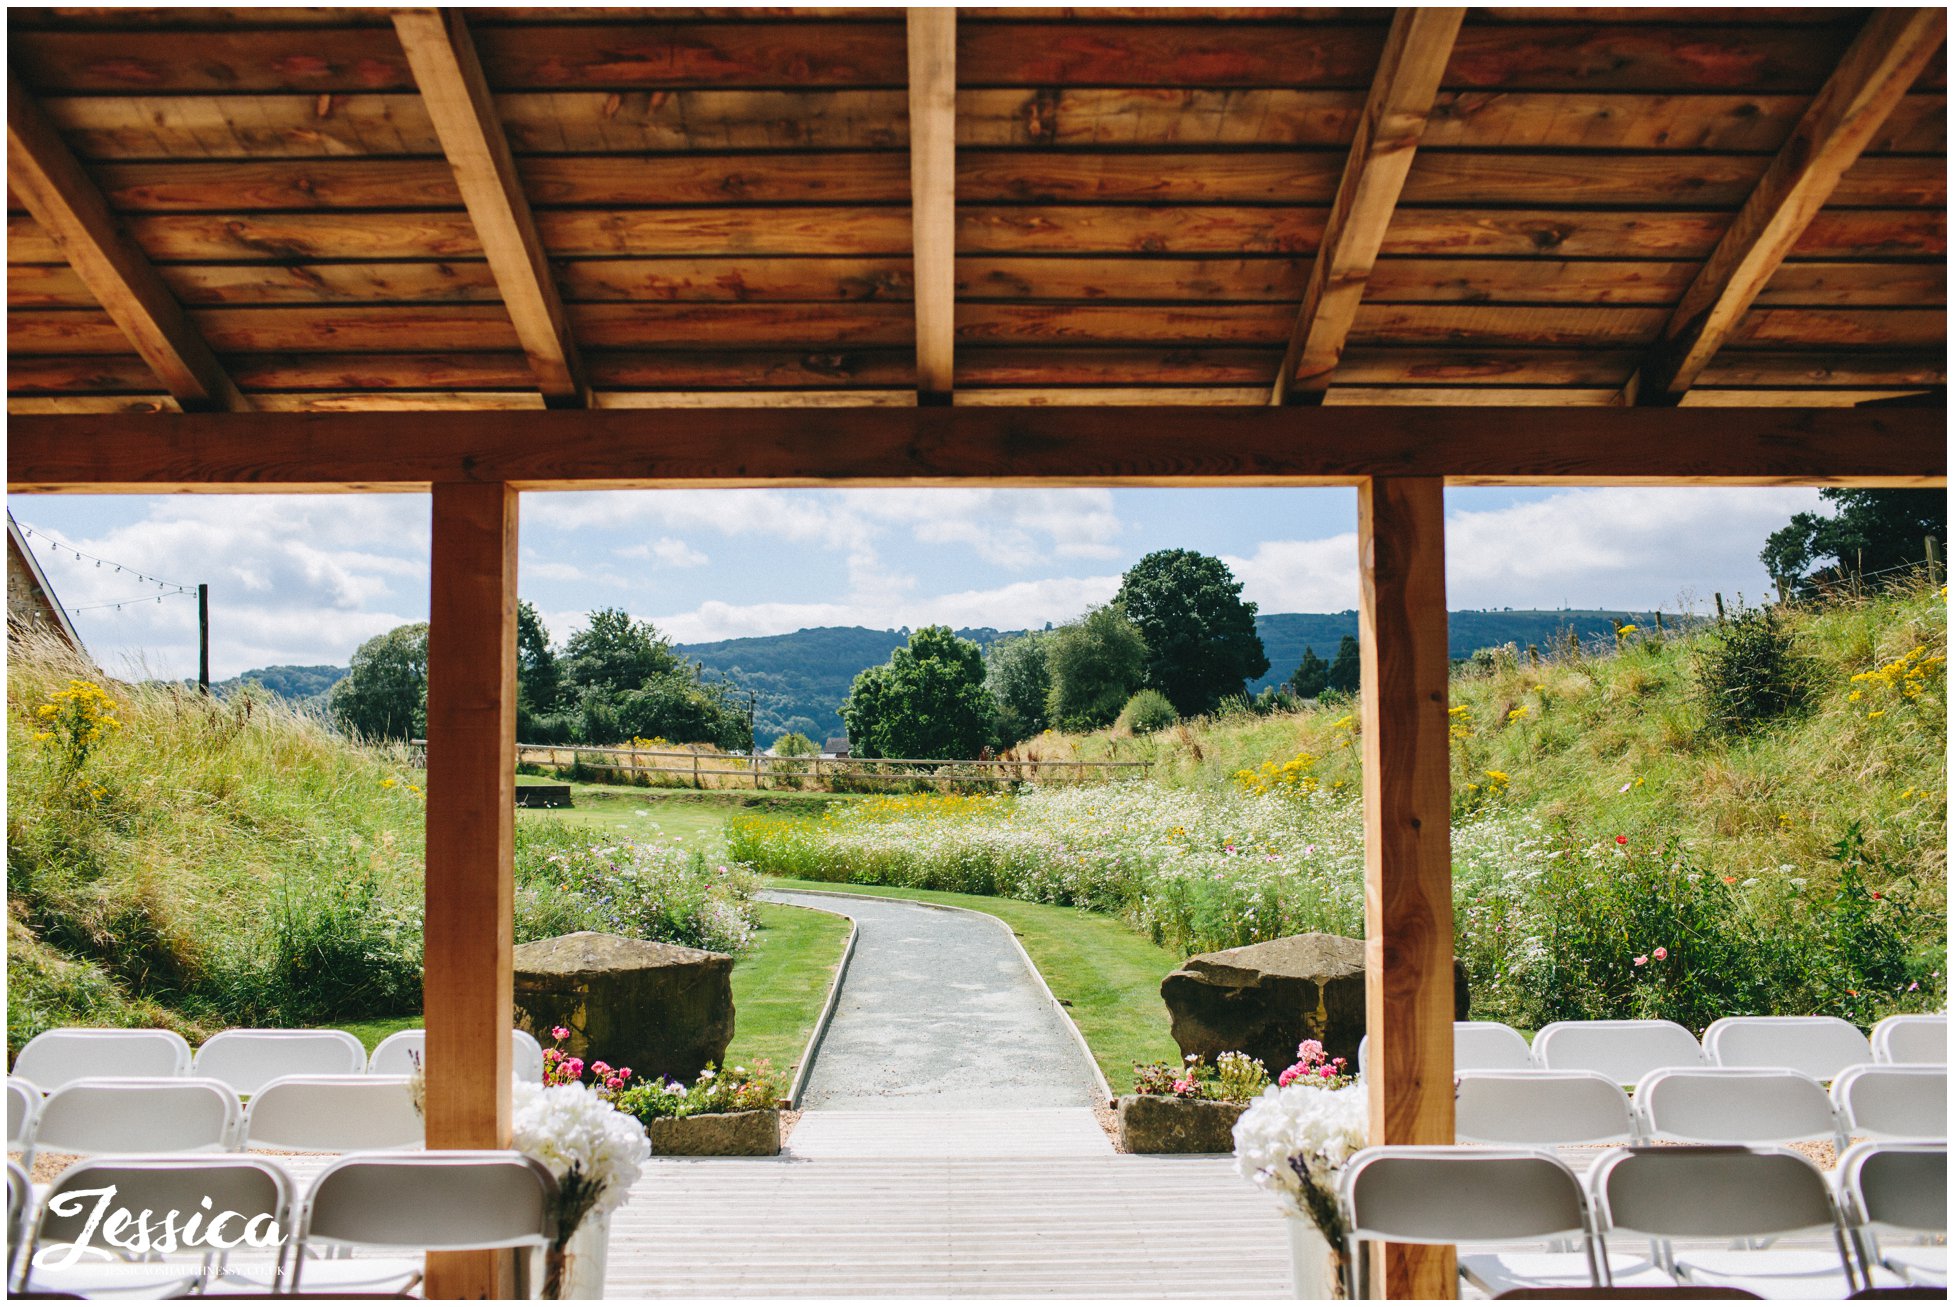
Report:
1908,982,1920,992
619,1067,632,1079
1633,956,1648,967
1277,1067,1301,1088
1297,1039,1324,1061
552,1026,570,1040
1652,947,1668,961
1615,835,1629,846
563,1057,584,1078
591,1061,611,1076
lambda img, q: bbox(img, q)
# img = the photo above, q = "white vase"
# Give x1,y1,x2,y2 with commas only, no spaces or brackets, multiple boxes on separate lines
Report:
554,1211,610,1300
1285,1213,1345,1300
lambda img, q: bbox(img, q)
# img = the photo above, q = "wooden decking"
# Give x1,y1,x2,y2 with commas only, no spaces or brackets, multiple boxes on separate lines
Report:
606,1123,1291,1298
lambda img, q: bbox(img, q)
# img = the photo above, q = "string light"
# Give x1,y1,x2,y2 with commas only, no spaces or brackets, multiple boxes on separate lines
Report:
17,521,197,613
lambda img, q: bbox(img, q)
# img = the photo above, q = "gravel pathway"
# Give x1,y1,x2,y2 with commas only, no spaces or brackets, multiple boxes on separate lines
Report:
763,890,1104,1114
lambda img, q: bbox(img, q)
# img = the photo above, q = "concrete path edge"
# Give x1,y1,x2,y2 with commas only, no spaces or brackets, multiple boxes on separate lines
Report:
769,896,859,1109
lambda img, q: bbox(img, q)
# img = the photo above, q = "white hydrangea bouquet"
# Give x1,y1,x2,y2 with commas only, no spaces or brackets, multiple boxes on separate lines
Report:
512,1078,651,1299
1232,1077,1368,1257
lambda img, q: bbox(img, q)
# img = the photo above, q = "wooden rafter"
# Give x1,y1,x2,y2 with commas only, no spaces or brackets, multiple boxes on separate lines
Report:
6,72,245,412
9,406,1942,494
392,8,588,408
1270,7,1464,406
906,7,957,402
1623,7,1947,407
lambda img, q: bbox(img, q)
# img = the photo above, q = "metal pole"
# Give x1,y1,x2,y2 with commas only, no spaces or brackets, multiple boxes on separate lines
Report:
197,583,210,694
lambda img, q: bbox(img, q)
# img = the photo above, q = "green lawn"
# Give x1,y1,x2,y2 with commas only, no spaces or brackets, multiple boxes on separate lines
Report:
725,900,854,1078
764,876,1183,1089
335,900,852,1075
516,783,850,855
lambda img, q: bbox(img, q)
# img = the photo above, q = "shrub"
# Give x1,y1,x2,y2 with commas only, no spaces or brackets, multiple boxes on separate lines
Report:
615,1060,783,1121
1695,605,1814,734
772,731,819,757
1116,688,1178,735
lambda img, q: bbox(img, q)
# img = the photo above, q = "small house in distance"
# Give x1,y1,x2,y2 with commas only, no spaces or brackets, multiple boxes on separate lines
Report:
6,513,84,657
823,736,852,761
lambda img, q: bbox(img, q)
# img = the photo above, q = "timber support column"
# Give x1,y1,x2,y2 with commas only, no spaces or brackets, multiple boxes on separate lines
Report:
1357,477,1457,1299
423,481,519,1299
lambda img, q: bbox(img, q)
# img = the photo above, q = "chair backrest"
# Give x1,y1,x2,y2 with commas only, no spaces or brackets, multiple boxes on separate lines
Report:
7,1078,39,1150
369,1028,546,1081
1837,1142,1946,1237
298,1152,557,1253
12,1028,192,1090
1533,1020,1704,1085
193,1029,366,1096
26,1156,293,1275
1342,1146,1593,1245
32,1078,242,1156
1832,1065,1948,1142
1635,1068,1837,1145
7,1159,29,1280
243,1076,423,1152
1455,1022,1537,1071
1703,1016,1873,1081
1455,1071,1636,1146
1589,1145,1839,1240
1872,1014,1947,1066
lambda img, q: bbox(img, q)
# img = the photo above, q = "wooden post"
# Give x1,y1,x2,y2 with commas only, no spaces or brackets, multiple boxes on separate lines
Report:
1926,535,1942,586
423,481,518,1300
1357,477,1457,1300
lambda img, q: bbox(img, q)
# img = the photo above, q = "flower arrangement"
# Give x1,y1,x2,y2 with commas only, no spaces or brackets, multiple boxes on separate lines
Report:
511,1077,651,1299
541,1026,634,1100
1131,1051,1270,1102
1276,1039,1353,1089
1233,1072,1368,1257
614,1060,783,1123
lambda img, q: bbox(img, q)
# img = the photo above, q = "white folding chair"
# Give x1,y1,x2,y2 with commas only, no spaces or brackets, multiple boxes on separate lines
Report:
1533,1020,1705,1086
1338,1146,1617,1298
1589,1144,1865,1298
289,1151,559,1297
1872,1014,1947,1065
1456,1071,1637,1147
1634,1068,1837,1146
7,1078,40,1153
11,1028,192,1091
242,1076,424,1152
1703,1015,1873,1081
24,1078,242,1171
369,1027,547,1081
1838,1141,1946,1289
1832,1064,1948,1144
16,1155,292,1299
1455,1021,1538,1071
192,1029,366,1096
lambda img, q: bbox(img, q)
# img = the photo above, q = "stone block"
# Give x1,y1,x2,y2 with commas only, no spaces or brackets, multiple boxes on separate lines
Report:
514,931,734,1084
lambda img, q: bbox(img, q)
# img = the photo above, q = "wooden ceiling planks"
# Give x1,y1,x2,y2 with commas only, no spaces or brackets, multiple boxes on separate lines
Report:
5,7,1945,412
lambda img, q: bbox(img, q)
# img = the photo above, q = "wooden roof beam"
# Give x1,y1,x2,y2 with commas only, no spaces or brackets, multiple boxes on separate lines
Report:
1622,7,1947,407
393,8,589,409
6,73,245,413
1271,7,1464,406
907,8,957,404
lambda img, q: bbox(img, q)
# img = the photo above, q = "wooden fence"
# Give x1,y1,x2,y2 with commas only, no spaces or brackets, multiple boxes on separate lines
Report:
407,740,1149,791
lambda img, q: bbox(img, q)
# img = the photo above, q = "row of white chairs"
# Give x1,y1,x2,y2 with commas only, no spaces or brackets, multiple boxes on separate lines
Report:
1454,1064,1946,1152
1340,1141,1946,1300
1359,1014,1945,1085
7,1150,557,1298
9,1076,424,1170
11,1026,547,1096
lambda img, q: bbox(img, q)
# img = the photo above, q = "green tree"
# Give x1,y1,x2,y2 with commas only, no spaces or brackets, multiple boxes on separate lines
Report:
1325,634,1361,695
1762,489,1947,595
516,601,561,716
584,672,750,751
560,607,682,699
986,631,1052,745
1114,549,1269,716
772,731,819,757
328,622,428,741
840,626,996,759
1045,605,1149,732
1287,645,1332,699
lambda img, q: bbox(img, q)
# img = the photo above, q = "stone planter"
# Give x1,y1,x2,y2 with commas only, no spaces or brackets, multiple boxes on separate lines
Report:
1115,1094,1245,1154
648,1109,781,1157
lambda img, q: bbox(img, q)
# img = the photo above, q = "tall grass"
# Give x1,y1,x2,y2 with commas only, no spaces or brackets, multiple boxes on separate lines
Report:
7,635,758,1056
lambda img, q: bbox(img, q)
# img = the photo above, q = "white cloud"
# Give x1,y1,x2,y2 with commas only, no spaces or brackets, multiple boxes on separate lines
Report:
615,537,709,569
1223,535,1362,614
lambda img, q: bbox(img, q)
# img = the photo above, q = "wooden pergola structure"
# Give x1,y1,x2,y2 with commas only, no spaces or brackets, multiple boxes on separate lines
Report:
7,6,1946,1299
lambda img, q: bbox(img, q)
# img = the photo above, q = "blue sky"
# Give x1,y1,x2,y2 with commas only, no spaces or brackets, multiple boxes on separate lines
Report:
9,486,1821,681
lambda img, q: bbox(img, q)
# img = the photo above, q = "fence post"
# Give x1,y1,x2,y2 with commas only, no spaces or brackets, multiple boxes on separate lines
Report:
1927,535,1942,587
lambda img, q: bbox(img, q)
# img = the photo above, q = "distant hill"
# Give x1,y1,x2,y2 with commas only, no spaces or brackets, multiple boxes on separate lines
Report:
193,664,347,707
679,610,1683,742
